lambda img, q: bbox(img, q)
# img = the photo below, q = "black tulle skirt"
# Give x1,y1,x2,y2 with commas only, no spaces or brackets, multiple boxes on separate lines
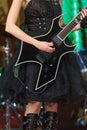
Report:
0,47,86,104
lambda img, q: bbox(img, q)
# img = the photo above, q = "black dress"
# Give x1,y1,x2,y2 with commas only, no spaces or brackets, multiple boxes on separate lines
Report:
0,0,86,104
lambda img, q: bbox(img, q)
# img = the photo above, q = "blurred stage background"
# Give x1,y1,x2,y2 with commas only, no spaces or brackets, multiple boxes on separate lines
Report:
0,0,87,130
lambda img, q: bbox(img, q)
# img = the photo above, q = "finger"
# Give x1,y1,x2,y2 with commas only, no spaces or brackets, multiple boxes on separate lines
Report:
49,47,55,53
80,9,87,19
49,42,54,46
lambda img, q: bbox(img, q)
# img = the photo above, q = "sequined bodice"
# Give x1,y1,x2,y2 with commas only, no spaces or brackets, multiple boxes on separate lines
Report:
24,0,62,36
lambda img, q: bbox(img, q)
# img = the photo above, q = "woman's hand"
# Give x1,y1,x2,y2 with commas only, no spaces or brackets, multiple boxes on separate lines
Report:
73,7,87,31
34,41,55,53
80,7,87,20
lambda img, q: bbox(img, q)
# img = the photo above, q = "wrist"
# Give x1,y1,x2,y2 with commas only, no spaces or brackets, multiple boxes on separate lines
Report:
31,38,40,48
80,16,87,29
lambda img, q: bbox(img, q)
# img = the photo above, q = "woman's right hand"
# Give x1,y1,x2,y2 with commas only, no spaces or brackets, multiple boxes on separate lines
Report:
34,41,55,53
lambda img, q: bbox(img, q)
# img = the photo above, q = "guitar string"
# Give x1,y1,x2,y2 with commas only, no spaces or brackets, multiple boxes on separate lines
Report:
58,14,81,39
58,20,80,39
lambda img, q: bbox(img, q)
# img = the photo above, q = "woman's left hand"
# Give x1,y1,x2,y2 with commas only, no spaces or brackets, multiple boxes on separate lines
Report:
80,7,87,20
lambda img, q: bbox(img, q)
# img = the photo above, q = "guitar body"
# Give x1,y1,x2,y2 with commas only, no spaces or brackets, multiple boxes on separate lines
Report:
15,16,76,91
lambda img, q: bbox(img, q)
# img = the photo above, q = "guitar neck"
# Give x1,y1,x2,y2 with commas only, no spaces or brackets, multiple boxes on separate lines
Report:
58,12,81,40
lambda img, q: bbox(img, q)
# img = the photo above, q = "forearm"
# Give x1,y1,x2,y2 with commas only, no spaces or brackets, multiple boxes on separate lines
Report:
5,23,39,47
5,0,39,48
73,24,81,31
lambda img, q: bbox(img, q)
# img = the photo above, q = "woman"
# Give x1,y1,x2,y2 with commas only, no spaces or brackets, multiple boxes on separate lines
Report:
1,0,87,130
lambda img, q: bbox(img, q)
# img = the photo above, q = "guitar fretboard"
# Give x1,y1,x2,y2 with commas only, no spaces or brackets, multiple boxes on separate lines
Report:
58,13,81,40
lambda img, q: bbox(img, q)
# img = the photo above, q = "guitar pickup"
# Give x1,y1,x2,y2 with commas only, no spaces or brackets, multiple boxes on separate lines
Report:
52,35,63,47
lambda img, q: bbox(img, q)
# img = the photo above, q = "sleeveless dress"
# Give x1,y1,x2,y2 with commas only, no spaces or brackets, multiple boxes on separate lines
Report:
0,0,86,104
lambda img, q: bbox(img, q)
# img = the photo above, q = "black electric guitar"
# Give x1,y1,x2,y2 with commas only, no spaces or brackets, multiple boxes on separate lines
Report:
15,7,87,91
